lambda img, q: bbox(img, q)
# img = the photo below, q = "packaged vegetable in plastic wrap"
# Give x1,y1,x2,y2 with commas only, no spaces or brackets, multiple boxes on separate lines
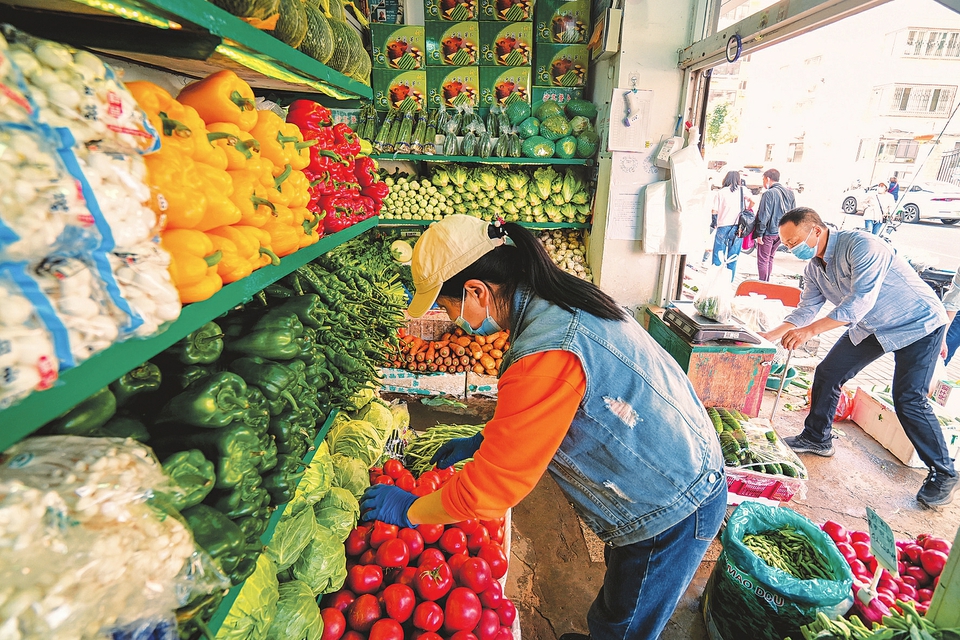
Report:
75,148,158,250
693,262,735,323
2,24,160,154
0,263,64,409
0,31,36,123
731,293,790,333
0,436,230,639
110,241,182,337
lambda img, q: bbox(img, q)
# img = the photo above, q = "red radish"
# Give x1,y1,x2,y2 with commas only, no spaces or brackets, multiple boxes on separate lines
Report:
849,559,870,579
902,543,924,564
898,582,918,601
905,565,931,586
875,590,896,607
877,578,898,595
821,521,850,544
921,549,949,577
916,602,930,615
922,537,951,554
836,542,858,564
901,575,919,589
852,542,874,564
917,588,934,602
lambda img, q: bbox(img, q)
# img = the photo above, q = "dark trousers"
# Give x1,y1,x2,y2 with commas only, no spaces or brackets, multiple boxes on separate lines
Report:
756,235,781,281
803,326,955,476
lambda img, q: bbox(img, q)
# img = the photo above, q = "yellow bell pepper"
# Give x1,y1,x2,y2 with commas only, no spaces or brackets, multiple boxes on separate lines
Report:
127,81,196,158
249,110,315,169
161,229,223,303
264,163,294,207
209,225,280,272
207,234,253,284
262,203,301,257
283,169,311,210
283,121,315,171
207,122,257,171
178,70,258,132
180,105,229,171
292,206,320,248
194,163,243,232
237,226,281,268
228,169,276,227
144,152,207,229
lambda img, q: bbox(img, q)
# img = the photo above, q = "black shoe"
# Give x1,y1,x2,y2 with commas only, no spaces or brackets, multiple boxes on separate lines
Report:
783,434,835,457
917,469,959,507
558,635,590,640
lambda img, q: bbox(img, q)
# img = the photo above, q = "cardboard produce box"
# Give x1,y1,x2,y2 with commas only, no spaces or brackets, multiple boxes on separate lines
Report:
372,69,428,111
427,66,481,108
425,0,478,21
371,24,426,69
479,66,531,107
531,85,583,105
850,387,960,468
534,43,589,87
931,379,960,415
479,21,533,65
479,0,534,21
425,21,480,66
534,0,590,43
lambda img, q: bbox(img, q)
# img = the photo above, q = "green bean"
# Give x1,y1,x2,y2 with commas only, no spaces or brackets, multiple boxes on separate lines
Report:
403,423,484,475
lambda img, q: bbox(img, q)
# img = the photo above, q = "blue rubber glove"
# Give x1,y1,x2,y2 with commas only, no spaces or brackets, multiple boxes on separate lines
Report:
430,433,484,469
359,484,417,527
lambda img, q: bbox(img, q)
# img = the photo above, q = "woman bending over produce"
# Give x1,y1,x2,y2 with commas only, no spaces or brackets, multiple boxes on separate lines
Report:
360,215,725,640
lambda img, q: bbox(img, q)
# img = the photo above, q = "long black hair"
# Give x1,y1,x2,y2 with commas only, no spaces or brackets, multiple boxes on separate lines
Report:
437,222,627,321
723,170,741,192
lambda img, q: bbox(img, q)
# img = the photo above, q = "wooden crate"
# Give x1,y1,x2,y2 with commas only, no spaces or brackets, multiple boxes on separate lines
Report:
645,309,776,417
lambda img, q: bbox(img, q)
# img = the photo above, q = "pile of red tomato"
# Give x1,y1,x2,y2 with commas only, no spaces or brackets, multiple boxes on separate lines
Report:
820,520,952,623
318,458,516,640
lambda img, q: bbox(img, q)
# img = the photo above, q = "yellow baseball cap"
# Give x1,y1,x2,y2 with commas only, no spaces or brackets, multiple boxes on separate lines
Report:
407,215,505,318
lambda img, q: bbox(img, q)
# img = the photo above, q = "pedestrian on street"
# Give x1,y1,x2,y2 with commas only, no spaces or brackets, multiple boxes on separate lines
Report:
754,169,796,281
863,182,895,235
760,207,956,508
360,215,727,640
941,266,960,365
711,170,753,280
888,176,900,201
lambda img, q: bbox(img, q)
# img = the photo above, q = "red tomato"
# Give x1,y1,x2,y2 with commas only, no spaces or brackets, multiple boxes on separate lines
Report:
376,538,411,568
480,518,505,534
850,531,871,544
370,522,400,549
419,470,441,489
419,548,447,569
494,628,513,640
902,543,924,565
443,587,482,632
436,464,456,481
375,475,395,485
489,526,505,545
380,583,416,623
922,537,951,554
413,634,443,640
835,542,857,565
448,632,479,640
899,583,918,602
346,593,382,633
320,608,347,640
459,558,493,593
412,483,436,497
414,562,454,601
399,528,425,560
851,541,874,564
347,564,384,594
392,566,419,587
324,589,356,612
875,590,896,607
345,526,371,557
457,519,481,535
369,618,404,640
917,587,934,602
820,520,850,544
916,601,930,615
921,549,949,577
478,543,508,580
905,565,931,586
448,552,470,578
384,458,406,480
413,601,444,632
467,528,491,554
440,528,469,555
342,632,365,640
396,473,417,492
497,599,517,626
359,549,377,566
901,574,919,589
877,578,899,595
419,523,445,544
478,580,503,609
369,467,383,479
849,559,869,579
474,609,501,640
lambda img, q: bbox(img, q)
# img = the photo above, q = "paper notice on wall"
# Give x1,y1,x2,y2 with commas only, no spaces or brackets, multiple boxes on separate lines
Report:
605,152,659,240
608,89,652,152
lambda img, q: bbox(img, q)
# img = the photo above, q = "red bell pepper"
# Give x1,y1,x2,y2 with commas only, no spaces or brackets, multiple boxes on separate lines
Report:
320,194,364,234
332,123,361,158
354,156,378,188
287,100,332,131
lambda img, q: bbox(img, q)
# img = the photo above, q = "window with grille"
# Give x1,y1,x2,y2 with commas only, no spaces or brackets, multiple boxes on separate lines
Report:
765,145,774,162
903,30,960,58
888,84,956,115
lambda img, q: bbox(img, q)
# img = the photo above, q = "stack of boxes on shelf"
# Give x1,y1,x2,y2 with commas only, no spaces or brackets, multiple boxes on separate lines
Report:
370,0,592,114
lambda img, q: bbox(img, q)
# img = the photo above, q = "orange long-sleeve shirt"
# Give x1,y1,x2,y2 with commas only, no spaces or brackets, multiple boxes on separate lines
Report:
407,350,586,524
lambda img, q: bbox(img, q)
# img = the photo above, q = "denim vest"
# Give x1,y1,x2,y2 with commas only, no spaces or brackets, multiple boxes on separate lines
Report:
501,288,725,547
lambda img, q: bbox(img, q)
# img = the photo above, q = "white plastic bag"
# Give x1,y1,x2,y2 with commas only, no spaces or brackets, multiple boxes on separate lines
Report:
694,263,735,323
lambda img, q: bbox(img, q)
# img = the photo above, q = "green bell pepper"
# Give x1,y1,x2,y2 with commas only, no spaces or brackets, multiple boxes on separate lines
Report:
228,554,259,586
45,387,117,436
241,387,271,435
262,454,306,504
236,515,269,544
159,372,249,428
225,327,304,360
176,365,213,390
252,310,305,336
258,431,279,473
228,356,302,414
94,415,150,441
168,322,224,365
209,485,269,519
110,362,162,407
162,450,216,510
278,294,326,329
153,424,261,489
268,409,315,457
181,504,245,574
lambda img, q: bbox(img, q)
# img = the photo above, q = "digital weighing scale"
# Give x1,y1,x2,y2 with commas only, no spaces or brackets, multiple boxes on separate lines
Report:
662,301,761,344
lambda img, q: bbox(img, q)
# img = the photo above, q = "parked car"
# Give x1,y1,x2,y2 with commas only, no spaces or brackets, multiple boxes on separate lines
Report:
841,180,960,225
741,165,766,194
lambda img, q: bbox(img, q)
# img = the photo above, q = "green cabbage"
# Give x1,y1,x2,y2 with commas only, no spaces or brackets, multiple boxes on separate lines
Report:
266,505,317,571
330,453,370,499
292,526,348,596
325,419,385,468
355,402,395,440
216,554,279,640
293,442,333,508
344,385,376,412
266,580,323,640
313,487,360,542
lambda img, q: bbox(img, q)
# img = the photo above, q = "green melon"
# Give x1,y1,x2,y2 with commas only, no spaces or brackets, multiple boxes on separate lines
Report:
555,136,577,158
516,116,540,139
267,0,308,48
298,4,334,63
565,99,597,120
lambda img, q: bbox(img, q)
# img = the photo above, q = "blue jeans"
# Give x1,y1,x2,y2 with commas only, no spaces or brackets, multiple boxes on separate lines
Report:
712,225,741,280
865,220,883,234
803,327,955,476
586,480,727,640
945,314,960,365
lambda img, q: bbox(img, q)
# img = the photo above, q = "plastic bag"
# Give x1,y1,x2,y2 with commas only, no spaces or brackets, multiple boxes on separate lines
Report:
694,263,735,322
110,241,182,337
703,502,854,640
731,294,789,333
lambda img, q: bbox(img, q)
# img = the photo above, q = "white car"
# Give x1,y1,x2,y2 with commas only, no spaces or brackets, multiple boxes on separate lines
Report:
840,181,960,225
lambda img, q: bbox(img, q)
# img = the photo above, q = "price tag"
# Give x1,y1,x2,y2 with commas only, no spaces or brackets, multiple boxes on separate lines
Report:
866,506,898,576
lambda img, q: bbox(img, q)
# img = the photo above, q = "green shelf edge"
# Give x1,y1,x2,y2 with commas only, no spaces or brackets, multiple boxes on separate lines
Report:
0,217,376,453
205,409,340,634
372,154,593,166
378,219,591,229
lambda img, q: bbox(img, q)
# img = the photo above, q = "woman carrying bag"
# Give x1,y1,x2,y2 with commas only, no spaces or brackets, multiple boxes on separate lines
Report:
863,182,894,235
711,171,753,280
360,215,726,640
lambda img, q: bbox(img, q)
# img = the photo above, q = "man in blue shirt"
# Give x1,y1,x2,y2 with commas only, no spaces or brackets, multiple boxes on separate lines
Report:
760,207,955,507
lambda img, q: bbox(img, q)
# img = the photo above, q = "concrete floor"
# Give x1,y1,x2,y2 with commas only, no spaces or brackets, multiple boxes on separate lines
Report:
397,377,960,640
